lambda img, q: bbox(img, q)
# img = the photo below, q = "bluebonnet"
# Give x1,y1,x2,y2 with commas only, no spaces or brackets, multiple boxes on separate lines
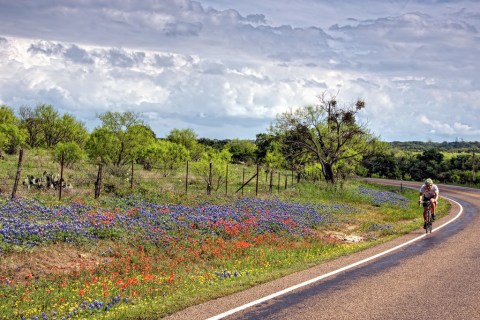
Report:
358,187,409,207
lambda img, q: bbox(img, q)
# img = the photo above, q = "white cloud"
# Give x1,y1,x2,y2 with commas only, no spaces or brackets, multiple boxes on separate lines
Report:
0,0,479,141
420,115,480,137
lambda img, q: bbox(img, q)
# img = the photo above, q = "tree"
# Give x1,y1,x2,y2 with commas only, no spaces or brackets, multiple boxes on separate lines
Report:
56,114,89,147
18,104,88,148
85,127,119,164
226,139,257,164
254,133,276,164
19,105,43,148
167,128,205,161
192,147,232,193
361,141,400,179
96,111,153,166
271,92,377,183
36,104,60,148
140,140,190,176
0,105,27,155
53,142,85,168
264,141,286,173
167,128,198,150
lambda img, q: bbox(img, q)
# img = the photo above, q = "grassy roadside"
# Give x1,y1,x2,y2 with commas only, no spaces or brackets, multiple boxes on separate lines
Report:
0,180,450,319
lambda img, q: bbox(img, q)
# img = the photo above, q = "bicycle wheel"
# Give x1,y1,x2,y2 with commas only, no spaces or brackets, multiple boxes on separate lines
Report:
427,207,433,234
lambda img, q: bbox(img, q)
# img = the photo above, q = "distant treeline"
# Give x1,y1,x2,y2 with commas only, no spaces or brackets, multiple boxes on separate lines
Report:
362,141,480,186
389,140,480,152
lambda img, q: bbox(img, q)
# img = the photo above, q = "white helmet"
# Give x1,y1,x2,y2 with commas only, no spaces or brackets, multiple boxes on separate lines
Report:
425,178,433,186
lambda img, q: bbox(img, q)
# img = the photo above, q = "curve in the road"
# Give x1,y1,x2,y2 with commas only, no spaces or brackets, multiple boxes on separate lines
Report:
206,195,463,320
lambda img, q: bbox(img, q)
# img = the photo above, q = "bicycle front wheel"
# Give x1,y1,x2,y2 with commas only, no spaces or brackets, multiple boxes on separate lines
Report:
427,208,433,233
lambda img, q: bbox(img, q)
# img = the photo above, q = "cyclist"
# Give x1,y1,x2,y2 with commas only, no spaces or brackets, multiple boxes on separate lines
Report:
418,178,439,229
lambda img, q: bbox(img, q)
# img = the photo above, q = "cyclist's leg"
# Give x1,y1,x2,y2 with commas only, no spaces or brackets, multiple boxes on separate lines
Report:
430,198,436,219
422,196,430,221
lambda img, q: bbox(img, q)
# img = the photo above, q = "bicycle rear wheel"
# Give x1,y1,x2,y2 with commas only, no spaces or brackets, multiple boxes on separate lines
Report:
426,208,433,234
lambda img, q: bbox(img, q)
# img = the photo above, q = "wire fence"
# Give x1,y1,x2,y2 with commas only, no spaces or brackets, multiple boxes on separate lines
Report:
1,150,298,201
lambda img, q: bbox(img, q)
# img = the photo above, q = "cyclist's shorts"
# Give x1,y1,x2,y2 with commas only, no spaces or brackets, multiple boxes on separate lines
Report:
423,196,433,207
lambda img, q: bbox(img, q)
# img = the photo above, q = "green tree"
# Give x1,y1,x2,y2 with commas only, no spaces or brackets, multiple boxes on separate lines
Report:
167,128,197,149
18,104,88,148
226,139,257,164
264,142,286,173
85,128,119,164
53,142,85,168
36,104,60,148
96,111,152,166
141,140,190,176
410,148,445,181
56,114,89,147
361,142,400,179
19,105,43,148
167,128,205,161
271,92,377,183
254,133,276,164
0,105,27,155
192,147,232,193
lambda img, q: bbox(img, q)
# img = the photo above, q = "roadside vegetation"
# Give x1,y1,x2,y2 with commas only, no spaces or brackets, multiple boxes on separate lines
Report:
0,96,469,319
0,180,450,319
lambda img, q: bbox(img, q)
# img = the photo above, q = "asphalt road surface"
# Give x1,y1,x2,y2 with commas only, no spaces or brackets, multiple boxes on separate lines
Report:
165,180,480,320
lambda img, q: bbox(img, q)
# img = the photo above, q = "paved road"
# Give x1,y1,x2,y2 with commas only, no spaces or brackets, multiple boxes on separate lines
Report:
165,180,480,320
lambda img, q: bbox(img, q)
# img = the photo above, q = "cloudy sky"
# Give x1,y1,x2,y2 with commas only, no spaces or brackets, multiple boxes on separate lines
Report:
0,0,479,142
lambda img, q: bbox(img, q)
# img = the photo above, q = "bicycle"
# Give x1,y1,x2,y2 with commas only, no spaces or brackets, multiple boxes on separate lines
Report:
421,200,434,234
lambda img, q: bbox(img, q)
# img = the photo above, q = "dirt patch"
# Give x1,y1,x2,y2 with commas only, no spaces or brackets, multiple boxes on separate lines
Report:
327,231,364,243
0,244,103,282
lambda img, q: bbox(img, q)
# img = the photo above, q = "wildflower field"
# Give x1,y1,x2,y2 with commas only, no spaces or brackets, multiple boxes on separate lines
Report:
0,181,449,319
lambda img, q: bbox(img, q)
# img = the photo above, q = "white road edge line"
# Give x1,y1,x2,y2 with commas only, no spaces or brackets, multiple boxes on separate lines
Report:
206,196,463,320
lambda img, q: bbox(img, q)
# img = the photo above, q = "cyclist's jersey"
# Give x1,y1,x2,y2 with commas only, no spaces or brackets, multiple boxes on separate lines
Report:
419,184,439,198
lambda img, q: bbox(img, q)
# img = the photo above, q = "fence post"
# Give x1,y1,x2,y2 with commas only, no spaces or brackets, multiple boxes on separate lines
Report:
242,168,245,196
207,162,212,195
130,160,134,189
11,148,23,199
94,163,103,199
225,163,228,195
185,160,189,194
269,170,273,193
277,172,281,193
255,164,259,197
59,152,64,201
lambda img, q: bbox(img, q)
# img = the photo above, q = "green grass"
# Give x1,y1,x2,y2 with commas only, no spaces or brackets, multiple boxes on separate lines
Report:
0,151,452,319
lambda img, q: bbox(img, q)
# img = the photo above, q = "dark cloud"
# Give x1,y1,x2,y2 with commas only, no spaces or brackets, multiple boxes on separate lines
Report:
64,45,94,64
154,54,176,67
105,48,145,68
164,21,203,36
28,41,65,56
244,14,266,24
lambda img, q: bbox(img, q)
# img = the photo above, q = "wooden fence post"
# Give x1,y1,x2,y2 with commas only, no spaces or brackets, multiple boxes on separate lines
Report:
59,152,64,201
242,168,245,196
207,162,212,195
255,164,259,197
269,170,273,193
11,148,23,199
185,160,189,194
225,163,228,195
130,160,134,189
94,163,103,199
277,172,281,193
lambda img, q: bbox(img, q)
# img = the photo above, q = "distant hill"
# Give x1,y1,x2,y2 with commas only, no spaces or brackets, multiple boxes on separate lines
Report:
389,141,480,152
